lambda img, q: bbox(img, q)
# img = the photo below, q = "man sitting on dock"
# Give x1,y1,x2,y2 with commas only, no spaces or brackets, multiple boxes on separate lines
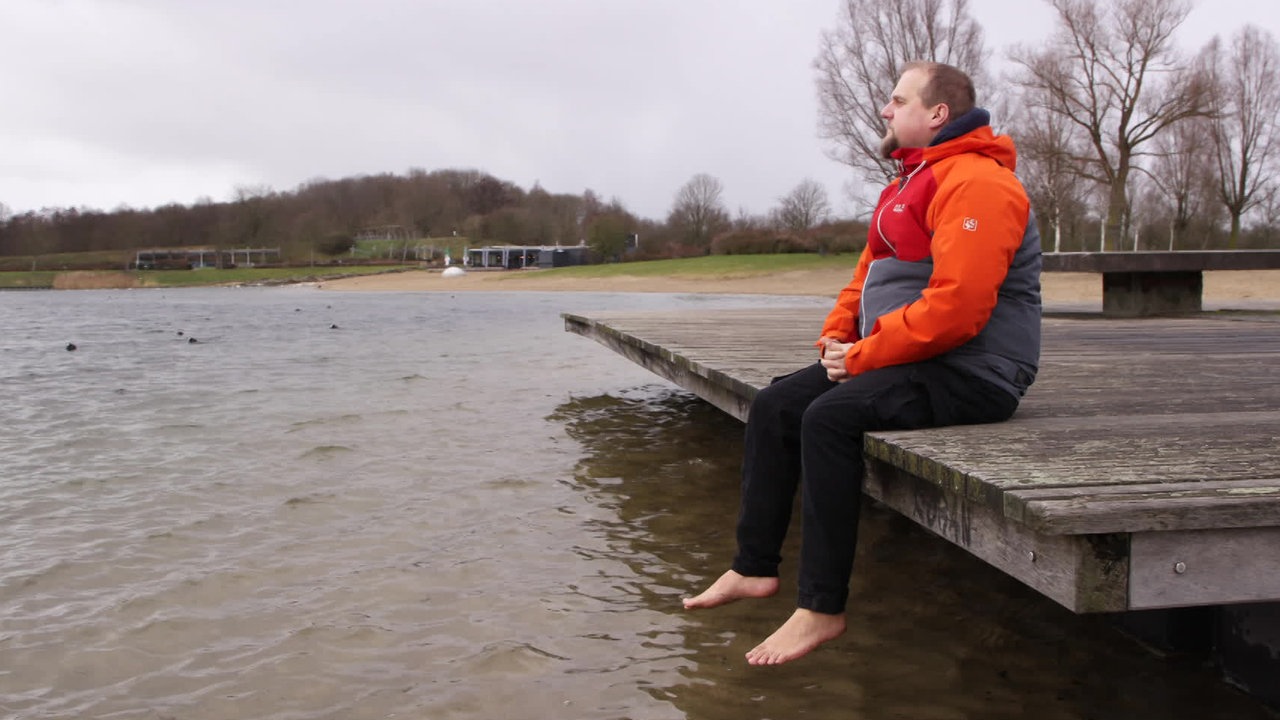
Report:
683,61,1043,665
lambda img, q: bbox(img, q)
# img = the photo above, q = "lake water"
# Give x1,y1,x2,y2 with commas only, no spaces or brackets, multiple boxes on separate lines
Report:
0,286,1270,719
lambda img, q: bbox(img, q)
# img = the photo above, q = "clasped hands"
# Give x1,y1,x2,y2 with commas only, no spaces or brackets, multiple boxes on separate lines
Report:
819,337,855,383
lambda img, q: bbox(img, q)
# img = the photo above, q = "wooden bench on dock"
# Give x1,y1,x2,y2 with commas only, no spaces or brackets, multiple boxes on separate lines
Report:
1042,249,1280,316
563,308,1280,614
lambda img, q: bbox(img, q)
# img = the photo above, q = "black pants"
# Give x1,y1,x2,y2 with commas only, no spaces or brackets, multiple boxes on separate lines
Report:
731,360,1019,614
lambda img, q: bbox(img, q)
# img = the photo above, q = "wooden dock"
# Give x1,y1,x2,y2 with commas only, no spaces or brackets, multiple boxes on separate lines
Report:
564,308,1280,614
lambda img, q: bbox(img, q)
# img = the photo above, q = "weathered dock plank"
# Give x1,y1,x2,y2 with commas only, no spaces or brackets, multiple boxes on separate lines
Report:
563,309,817,419
563,308,1280,613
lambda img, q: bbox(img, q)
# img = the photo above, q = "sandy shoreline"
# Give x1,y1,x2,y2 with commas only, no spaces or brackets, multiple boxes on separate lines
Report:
318,266,1280,310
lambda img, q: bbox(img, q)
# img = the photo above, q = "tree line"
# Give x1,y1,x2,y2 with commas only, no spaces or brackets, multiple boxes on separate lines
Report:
3,0,1277,266
0,166,858,267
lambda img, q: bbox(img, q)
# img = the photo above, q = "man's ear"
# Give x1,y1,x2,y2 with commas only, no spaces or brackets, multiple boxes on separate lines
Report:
930,103,950,130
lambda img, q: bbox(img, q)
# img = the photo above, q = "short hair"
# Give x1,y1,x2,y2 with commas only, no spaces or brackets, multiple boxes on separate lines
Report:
902,61,976,117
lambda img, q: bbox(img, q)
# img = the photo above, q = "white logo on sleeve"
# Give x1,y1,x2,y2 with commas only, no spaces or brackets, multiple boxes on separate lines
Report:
962,217,978,231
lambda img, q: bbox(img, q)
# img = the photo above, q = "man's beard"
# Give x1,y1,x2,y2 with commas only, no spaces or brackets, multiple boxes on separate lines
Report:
880,129,899,159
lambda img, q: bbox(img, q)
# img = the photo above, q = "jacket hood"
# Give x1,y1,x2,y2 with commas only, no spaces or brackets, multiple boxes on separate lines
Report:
890,107,1017,173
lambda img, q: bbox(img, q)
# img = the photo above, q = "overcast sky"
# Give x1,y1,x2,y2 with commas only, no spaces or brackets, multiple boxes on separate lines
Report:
2,0,1277,223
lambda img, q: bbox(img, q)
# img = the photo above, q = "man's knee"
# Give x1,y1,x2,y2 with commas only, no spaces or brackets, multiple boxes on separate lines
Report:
801,387,875,439
749,364,827,425
748,380,790,425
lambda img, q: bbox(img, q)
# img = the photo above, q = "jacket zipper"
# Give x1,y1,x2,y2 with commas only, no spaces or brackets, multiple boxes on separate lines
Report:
863,159,928,339
874,159,928,255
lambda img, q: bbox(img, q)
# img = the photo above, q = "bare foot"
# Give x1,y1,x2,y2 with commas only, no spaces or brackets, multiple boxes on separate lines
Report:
745,608,846,665
682,570,779,610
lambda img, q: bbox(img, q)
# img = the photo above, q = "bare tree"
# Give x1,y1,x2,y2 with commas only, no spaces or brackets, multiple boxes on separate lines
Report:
1009,90,1093,252
523,183,582,246
775,179,832,232
1256,194,1280,246
227,183,278,258
732,207,767,231
578,188,606,229
1148,115,1220,248
1011,0,1212,251
1128,173,1164,250
668,173,728,248
0,203,12,256
396,169,467,239
814,0,988,190
1205,27,1280,247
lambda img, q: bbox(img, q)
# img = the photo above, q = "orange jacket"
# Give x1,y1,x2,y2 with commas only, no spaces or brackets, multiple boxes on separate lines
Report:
819,122,1040,388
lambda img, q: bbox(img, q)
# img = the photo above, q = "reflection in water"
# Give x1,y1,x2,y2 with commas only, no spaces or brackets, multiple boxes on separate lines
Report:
552,389,1271,720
